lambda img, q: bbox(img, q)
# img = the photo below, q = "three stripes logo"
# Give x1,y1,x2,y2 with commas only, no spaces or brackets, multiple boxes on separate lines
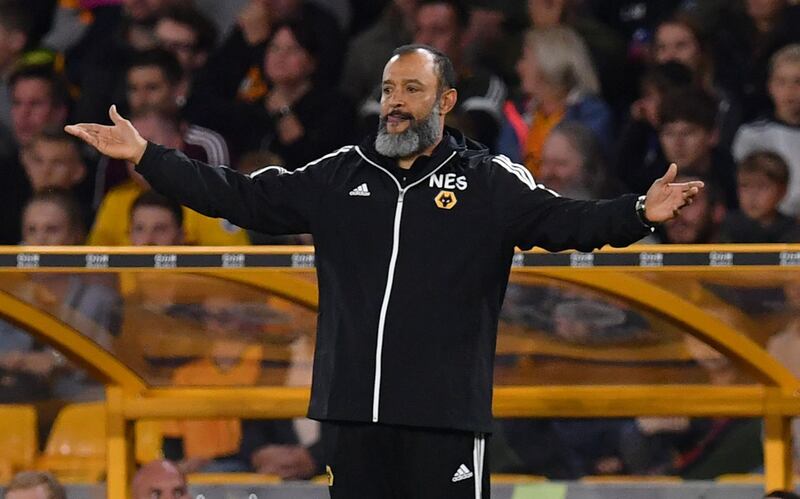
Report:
349,183,371,196
451,464,473,482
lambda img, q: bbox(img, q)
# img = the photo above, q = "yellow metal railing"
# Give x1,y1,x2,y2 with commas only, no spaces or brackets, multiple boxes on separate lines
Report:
0,245,796,497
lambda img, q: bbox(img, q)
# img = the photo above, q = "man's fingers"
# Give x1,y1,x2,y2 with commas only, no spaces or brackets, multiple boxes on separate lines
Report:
668,180,705,190
64,125,98,145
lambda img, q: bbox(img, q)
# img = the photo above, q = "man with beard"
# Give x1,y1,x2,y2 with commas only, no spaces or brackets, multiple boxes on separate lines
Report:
67,44,702,498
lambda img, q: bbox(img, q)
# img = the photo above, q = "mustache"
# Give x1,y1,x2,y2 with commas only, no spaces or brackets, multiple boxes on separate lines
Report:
381,110,414,121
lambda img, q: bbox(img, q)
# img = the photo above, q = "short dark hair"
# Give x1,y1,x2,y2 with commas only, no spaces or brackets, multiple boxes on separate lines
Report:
391,44,457,94
7,471,66,499
8,64,71,109
0,1,34,38
738,150,791,186
29,125,83,155
131,191,184,228
24,189,87,238
267,21,322,60
418,0,470,28
127,48,184,85
659,86,718,130
160,5,218,54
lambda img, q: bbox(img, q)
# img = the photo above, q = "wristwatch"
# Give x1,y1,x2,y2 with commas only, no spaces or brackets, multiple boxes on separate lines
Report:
635,195,656,229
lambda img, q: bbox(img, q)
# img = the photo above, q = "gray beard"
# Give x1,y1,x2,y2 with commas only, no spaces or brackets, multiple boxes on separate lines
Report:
374,106,441,158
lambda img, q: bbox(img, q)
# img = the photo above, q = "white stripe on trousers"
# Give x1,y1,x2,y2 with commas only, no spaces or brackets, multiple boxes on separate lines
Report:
472,434,486,499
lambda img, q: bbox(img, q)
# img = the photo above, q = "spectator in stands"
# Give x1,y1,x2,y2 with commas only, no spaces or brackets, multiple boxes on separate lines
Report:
162,293,302,474
624,336,763,478
539,122,620,199
154,5,217,77
712,0,800,120
20,189,85,252
651,13,742,149
498,26,612,173
200,0,345,105
89,109,249,246
614,61,694,194
20,127,95,224
0,2,35,130
67,0,190,124
659,175,726,244
719,151,800,243
125,48,230,167
657,87,738,208
340,0,417,107
0,191,118,403
129,191,184,246
238,21,355,169
524,0,628,115
358,0,507,147
131,460,188,499
21,128,87,195
4,471,66,499
733,44,800,216
9,65,70,149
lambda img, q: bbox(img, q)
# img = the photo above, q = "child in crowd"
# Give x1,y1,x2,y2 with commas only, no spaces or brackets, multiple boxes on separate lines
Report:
719,151,800,243
657,86,738,208
733,44,800,215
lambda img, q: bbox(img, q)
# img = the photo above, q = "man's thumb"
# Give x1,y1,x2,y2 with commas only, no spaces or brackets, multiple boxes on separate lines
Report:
659,163,678,184
109,104,125,125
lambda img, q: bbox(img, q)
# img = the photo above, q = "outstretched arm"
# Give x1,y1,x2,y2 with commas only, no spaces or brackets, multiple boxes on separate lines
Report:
495,157,704,252
66,106,322,235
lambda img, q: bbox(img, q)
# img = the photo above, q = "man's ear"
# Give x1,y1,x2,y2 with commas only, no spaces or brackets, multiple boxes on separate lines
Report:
439,88,457,115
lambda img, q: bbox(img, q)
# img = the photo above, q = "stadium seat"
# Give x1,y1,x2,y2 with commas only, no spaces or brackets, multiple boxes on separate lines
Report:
0,405,38,483
36,402,106,483
135,420,164,464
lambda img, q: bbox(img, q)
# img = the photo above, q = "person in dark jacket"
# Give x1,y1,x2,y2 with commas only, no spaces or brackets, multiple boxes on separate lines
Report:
67,44,703,499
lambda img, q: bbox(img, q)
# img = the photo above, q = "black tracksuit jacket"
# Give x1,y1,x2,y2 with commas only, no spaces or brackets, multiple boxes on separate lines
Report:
135,127,651,433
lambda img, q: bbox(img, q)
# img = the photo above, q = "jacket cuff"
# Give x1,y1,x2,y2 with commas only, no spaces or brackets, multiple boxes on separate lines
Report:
134,141,163,175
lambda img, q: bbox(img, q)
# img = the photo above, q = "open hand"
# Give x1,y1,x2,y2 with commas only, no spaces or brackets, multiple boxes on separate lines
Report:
65,105,148,164
644,164,704,223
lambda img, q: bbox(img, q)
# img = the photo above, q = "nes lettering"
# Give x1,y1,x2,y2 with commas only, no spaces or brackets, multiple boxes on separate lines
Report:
429,173,467,191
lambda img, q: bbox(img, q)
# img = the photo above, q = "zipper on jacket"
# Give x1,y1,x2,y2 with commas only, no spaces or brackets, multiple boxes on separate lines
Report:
373,190,404,422
356,147,457,423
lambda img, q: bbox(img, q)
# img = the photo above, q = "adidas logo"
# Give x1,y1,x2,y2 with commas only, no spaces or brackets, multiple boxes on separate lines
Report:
451,464,473,483
349,183,371,196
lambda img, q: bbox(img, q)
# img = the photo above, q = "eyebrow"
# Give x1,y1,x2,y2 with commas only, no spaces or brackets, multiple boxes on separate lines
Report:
382,79,427,86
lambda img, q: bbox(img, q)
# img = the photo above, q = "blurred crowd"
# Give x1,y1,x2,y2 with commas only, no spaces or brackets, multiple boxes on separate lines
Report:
0,0,798,249
1,0,800,483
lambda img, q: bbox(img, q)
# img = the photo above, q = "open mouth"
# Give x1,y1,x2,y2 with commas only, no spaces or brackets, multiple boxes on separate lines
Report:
386,112,413,125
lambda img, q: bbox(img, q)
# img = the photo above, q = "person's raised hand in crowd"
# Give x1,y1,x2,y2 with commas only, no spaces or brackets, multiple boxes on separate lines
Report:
644,163,705,223
64,106,148,164
238,0,271,46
